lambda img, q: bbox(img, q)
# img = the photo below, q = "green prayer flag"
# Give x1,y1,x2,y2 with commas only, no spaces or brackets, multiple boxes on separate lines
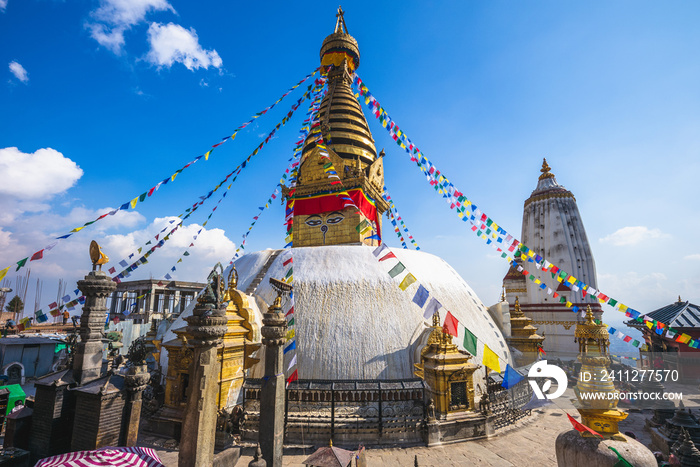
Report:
608,298,618,307
183,251,190,256
285,268,293,278
139,192,147,202
323,162,332,169
387,262,405,278
608,447,634,467
463,327,477,356
632,339,640,347
16,257,28,271
288,317,295,326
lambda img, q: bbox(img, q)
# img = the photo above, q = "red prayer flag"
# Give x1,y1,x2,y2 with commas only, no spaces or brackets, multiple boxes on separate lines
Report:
623,335,632,342
285,306,294,317
30,250,44,261
108,267,116,274
49,302,57,309
443,311,459,337
286,369,298,388
283,257,293,266
379,252,397,262
567,413,602,438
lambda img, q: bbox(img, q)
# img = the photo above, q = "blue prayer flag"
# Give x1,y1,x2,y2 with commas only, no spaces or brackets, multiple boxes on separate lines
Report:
502,364,524,389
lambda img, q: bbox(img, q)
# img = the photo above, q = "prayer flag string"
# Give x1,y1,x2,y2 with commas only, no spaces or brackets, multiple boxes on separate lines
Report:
382,185,419,250
353,74,679,351
0,69,320,279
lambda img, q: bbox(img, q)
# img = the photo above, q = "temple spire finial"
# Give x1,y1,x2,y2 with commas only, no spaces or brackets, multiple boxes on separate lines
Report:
539,158,554,180
678,295,683,303
335,6,348,34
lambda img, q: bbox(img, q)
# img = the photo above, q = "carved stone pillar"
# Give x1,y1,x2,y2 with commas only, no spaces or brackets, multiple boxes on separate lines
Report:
259,295,287,467
74,270,116,385
178,268,228,467
122,364,150,446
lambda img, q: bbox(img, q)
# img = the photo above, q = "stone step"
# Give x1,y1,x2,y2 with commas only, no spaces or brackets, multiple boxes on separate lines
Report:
244,250,282,295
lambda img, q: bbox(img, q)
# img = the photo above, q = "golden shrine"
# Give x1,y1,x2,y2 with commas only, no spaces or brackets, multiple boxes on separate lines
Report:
574,305,627,440
285,7,389,248
506,296,544,366
414,311,480,417
150,268,260,437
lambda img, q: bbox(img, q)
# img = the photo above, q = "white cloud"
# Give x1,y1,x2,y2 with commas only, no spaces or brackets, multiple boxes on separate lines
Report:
685,254,700,261
0,1,7,12
146,22,222,70
599,226,669,246
102,217,235,280
0,147,83,199
8,61,28,83
87,0,175,54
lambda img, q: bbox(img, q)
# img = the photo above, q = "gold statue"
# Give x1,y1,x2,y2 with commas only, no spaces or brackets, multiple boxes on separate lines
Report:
89,240,109,271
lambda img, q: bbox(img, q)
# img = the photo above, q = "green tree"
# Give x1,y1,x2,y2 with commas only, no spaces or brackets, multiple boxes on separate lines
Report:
5,296,23,315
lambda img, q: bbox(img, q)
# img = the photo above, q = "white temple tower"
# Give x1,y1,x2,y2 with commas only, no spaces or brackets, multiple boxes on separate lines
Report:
503,159,602,359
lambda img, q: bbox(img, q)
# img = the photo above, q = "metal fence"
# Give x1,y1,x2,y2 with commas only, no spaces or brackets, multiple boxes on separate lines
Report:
241,378,425,445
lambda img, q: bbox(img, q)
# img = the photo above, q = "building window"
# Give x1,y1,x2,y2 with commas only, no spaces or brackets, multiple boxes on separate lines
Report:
450,381,468,410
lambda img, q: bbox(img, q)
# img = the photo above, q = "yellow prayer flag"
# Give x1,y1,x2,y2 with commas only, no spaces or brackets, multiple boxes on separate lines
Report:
286,329,295,340
565,301,573,308
0,266,10,282
567,276,576,284
202,221,208,226
71,226,85,233
130,197,138,209
230,133,237,141
556,276,563,282
680,333,691,343
646,321,653,329
171,172,178,182
482,345,501,373
534,279,541,285
204,150,212,161
619,304,628,313
398,273,416,291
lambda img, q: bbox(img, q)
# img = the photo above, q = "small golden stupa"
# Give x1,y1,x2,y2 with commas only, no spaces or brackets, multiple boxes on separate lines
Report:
574,305,627,440
414,311,480,418
506,296,545,366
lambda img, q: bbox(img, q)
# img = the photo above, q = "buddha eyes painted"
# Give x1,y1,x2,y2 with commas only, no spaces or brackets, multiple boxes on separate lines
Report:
303,211,346,244
305,216,323,227
325,212,345,225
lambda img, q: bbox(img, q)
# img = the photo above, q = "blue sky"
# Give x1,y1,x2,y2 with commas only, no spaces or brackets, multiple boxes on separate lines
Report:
1,1,699,344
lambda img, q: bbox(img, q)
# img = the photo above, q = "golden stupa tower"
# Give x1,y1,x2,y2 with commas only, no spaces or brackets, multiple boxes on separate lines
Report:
288,7,388,248
574,305,627,439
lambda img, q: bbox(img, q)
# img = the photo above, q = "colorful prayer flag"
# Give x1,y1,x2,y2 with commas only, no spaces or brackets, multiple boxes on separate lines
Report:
379,252,397,262
502,364,524,389
442,311,459,337
412,285,429,308
463,326,477,356
387,262,405,278
423,297,441,320
398,273,416,291
30,250,44,261
567,413,602,438
482,345,501,373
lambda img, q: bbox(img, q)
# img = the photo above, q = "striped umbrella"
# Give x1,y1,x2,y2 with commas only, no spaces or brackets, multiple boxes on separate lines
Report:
35,447,164,467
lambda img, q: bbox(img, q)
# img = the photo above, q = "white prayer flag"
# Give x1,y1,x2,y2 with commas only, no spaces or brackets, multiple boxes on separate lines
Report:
287,354,297,372
423,297,442,320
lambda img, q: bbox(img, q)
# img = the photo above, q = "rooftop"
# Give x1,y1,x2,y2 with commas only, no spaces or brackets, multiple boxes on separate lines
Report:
646,300,700,329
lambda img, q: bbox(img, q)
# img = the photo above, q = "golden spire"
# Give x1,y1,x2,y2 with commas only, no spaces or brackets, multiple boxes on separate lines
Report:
500,287,506,302
539,158,555,180
574,305,628,439
678,295,683,303
512,296,524,318
334,6,348,34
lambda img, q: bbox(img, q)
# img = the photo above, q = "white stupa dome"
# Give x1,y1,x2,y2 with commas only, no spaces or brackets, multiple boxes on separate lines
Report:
236,244,512,383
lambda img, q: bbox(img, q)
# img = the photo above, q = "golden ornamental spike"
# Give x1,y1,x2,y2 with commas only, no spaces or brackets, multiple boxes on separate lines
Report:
539,158,555,180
